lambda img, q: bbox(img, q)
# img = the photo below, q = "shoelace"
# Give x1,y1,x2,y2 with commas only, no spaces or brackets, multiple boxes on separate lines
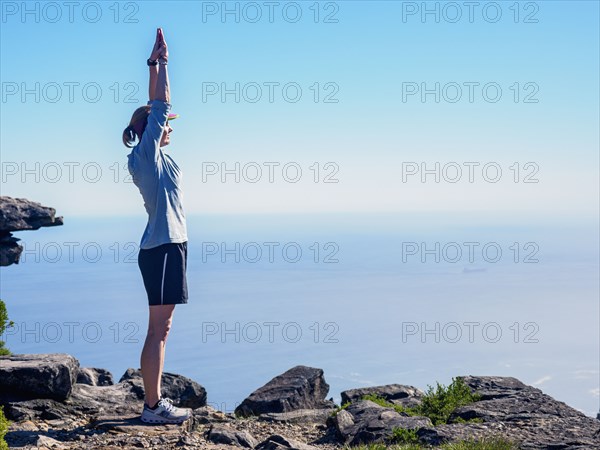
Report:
159,397,175,412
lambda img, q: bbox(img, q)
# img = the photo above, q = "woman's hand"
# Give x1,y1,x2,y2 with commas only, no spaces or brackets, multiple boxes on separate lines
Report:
157,28,169,62
149,28,162,61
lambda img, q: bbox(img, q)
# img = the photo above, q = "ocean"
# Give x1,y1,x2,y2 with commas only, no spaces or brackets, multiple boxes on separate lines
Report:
1,213,598,417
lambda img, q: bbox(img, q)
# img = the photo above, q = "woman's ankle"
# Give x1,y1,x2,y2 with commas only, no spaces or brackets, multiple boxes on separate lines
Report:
145,397,161,409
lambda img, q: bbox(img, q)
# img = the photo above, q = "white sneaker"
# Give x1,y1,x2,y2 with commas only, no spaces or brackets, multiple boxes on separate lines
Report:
140,397,192,424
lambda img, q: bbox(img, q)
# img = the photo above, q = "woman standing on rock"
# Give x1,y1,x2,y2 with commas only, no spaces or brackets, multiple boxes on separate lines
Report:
122,28,191,424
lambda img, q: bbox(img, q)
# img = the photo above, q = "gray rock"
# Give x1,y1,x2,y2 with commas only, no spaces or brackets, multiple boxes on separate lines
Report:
76,367,114,386
92,413,193,434
2,381,143,421
255,434,318,450
330,399,432,446
0,196,63,266
340,384,423,408
206,423,258,448
192,405,232,425
0,196,64,232
0,233,21,266
332,376,600,448
235,365,334,417
448,375,600,449
259,408,334,425
35,435,68,449
0,353,79,401
118,368,207,408
331,409,354,437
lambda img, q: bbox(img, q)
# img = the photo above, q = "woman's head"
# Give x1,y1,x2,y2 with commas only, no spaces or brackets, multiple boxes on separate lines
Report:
123,105,175,149
122,105,151,148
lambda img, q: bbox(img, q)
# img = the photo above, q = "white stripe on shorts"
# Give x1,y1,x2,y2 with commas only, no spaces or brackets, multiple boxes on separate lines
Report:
160,252,168,305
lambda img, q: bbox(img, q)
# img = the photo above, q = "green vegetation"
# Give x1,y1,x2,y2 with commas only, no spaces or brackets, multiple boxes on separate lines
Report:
343,436,519,450
0,405,9,450
361,377,482,426
0,300,14,356
418,378,482,426
390,427,420,444
331,401,352,417
442,437,518,450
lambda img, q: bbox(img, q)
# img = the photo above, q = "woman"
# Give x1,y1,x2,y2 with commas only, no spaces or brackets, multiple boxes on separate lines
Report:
122,28,191,424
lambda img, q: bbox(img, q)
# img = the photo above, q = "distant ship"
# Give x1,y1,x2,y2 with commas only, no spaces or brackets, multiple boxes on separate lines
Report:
462,267,487,274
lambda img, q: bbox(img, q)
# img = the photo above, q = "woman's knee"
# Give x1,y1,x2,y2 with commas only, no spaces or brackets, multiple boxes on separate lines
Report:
147,317,172,341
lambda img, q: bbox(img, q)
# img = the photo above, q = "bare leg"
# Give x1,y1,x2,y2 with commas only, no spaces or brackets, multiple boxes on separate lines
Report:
140,304,175,407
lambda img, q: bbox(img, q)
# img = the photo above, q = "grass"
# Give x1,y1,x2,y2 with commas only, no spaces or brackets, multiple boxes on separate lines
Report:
343,436,519,449
0,300,13,356
0,405,9,450
390,427,420,444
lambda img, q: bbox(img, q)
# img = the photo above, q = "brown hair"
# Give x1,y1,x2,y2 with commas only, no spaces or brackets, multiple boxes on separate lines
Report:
122,105,151,148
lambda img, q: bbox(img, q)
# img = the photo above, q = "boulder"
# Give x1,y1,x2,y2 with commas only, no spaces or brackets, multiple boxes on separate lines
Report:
2,381,143,421
206,423,258,448
340,384,423,408
76,367,114,386
0,353,79,401
0,233,21,266
447,375,600,448
329,399,432,446
192,405,232,425
0,196,63,266
118,368,207,408
259,408,334,425
0,196,64,232
235,365,335,417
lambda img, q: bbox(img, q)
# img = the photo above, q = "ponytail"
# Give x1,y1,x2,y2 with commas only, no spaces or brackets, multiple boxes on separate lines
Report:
122,104,151,148
122,125,137,148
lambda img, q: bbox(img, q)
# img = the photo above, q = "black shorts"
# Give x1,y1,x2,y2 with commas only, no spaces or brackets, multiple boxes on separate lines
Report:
138,242,188,306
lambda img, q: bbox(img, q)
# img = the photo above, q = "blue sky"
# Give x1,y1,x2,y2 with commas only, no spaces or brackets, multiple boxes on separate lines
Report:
1,1,599,218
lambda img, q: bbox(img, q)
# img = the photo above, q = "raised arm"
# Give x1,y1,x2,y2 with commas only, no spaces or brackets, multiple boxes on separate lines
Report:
148,29,161,101
154,28,170,103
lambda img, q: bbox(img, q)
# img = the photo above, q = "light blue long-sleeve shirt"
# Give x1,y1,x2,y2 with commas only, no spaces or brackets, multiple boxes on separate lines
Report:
127,100,188,250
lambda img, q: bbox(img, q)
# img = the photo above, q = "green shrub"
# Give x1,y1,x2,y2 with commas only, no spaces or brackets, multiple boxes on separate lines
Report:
360,377,481,426
390,427,420,444
0,405,9,450
0,300,14,356
418,377,481,426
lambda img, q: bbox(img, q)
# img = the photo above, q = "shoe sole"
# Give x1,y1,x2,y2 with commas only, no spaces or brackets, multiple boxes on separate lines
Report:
140,415,190,424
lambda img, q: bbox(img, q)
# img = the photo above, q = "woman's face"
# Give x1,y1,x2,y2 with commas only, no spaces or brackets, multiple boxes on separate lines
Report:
160,122,173,147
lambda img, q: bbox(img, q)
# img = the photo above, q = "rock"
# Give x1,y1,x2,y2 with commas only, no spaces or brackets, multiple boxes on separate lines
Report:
35,435,68,449
0,196,63,266
206,423,258,448
77,367,114,386
447,375,600,449
255,434,318,450
235,366,335,417
259,408,334,425
92,413,193,434
0,232,21,266
330,409,354,438
331,399,432,446
118,368,207,408
0,353,79,401
0,196,64,232
340,384,423,408
2,379,143,421
192,405,231,425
